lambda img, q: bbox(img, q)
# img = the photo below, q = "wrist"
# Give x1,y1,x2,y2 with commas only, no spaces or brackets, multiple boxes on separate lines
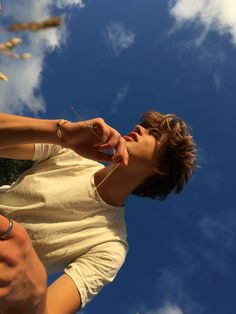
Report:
56,119,70,147
57,121,86,149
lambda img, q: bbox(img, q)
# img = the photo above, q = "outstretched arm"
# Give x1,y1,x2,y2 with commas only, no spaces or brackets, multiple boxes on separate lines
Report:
0,113,128,165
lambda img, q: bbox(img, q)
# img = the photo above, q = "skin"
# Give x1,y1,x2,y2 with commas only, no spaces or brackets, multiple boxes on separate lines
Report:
95,124,160,206
0,215,47,314
0,113,160,313
0,113,129,165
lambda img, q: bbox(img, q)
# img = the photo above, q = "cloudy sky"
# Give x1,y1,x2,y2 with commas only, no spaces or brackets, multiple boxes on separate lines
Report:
1,1,236,313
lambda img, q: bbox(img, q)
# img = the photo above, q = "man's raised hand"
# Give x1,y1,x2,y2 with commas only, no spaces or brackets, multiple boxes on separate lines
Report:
61,117,129,166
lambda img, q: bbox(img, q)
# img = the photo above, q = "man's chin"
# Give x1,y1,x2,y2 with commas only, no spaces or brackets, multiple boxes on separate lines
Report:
125,142,135,156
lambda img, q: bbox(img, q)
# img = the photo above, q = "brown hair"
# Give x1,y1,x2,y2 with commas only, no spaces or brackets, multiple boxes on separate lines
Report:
131,111,197,200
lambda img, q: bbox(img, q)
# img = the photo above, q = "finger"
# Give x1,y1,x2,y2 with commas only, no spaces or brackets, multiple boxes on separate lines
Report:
0,216,26,243
0,249,17,266
99,137,129,166
0,274,11,287
96,129,121,150
91,119,110,143
88,124,105,143
0,237,18,266
0,215,14,240
112,138,129,166
96,136,129,165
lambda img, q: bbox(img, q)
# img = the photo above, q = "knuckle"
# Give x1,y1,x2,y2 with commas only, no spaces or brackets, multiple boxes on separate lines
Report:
0,249,21,267
7,254,19,267
18,223,29,238
116,133,121,140
110,129,119,139
118,135,124,143
0,287,10,300
97,117,104,124
15,226,31,247
1,271,16,283
114,135,122,146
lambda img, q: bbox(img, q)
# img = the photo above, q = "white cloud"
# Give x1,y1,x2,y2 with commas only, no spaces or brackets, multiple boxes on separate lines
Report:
197,209,236,275
0,0,84,114
213,72,222,92
111,84,129,114
153,266,205,314
4,0,84,21
104,21,136,57
145,303,184,314
169,0,236,46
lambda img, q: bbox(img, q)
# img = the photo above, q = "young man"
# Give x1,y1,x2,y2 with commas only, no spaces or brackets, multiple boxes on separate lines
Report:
0,111,196,314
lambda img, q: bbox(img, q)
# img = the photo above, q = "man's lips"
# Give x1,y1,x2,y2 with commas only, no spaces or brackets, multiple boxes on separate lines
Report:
123,132,139,142
123,135,133,142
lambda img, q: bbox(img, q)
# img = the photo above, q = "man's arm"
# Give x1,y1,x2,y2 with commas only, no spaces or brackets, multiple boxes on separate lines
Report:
0,113,128,165
0,215,127,314
46,274,82,314
0,144,35,160
46,241,127,314
0,113,59,149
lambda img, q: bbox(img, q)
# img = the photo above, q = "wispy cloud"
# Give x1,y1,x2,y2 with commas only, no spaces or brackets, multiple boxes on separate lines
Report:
213,72,222,92
111,84,129,114
169,0,236,47
196,208,236,275
199,210,236,250
145,303,184,314
0,0,84,114
155,267,204,314
104,21,136,57
134,265,204,314
133,206,236,314
134,206,236,314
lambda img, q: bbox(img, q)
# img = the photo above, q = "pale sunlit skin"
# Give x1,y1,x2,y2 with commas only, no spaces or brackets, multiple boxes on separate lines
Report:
123,124,159,172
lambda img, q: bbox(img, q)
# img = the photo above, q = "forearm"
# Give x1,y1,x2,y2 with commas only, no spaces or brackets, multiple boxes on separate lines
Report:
0,113,129,165
0,113,60,149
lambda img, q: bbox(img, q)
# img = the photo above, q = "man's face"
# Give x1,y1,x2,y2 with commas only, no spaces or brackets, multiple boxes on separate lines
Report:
123,125,159,171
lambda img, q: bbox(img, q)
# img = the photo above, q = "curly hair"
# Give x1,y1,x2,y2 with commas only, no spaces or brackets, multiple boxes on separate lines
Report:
131,111,197,200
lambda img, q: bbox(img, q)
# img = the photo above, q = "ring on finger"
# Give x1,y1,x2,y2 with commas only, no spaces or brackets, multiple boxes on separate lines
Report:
0,218,14,240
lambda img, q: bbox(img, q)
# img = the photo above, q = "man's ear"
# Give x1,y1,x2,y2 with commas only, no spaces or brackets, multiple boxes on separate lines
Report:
152,167,168,176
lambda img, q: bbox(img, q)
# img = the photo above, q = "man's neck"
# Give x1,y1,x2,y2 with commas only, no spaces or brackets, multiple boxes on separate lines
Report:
94,163,146,207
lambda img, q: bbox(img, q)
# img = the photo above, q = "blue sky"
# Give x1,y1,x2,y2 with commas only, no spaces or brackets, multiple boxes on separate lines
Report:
1,1,236,314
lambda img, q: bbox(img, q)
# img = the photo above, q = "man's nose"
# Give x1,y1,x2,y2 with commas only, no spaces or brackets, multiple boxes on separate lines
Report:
133,124,146,135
